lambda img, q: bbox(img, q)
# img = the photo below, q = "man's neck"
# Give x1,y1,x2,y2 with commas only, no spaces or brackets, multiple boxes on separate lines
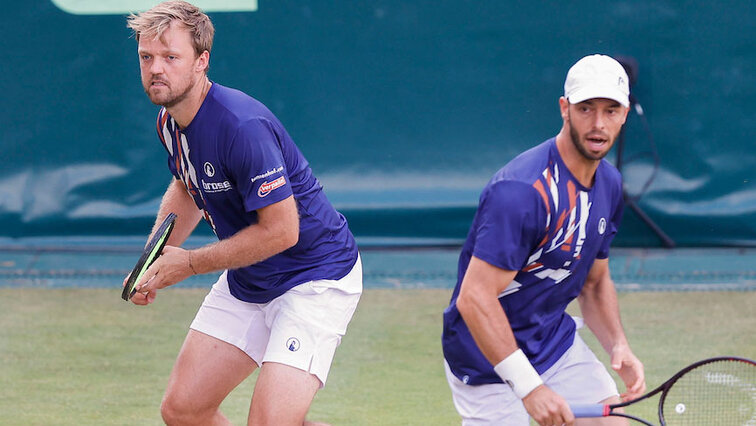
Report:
554,129,600,188
167,76,212,129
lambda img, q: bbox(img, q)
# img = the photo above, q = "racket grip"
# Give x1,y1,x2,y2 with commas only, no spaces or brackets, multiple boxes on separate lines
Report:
570,404,608,418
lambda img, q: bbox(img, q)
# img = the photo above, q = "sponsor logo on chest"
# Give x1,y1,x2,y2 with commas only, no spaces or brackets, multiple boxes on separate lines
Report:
202,179,232,193
203,162,215,177
199,161,233,194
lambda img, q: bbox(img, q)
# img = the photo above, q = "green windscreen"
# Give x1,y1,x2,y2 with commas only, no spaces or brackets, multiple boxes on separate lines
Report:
2,1,755,247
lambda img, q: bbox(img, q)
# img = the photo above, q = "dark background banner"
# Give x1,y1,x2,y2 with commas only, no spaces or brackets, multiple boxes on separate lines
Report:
2,1,755,247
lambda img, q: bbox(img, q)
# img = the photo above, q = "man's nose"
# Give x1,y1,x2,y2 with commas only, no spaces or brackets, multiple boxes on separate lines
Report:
149,58,164,75
593,112,607,130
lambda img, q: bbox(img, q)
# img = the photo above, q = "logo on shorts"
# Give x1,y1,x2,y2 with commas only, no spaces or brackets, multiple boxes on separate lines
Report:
598,218,607,235
286,337,300,352
258,176,286,197
204,162,215,177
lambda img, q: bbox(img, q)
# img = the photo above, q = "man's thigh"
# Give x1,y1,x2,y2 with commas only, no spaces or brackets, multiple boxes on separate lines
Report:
443,334,619,425
444,361,530,425
191,260,362,387
543,333,619,406
164,329,257,410
261,257,362,386
249,361,321,425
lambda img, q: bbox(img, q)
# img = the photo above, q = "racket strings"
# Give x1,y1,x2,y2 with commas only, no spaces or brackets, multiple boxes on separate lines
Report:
661,360,756,425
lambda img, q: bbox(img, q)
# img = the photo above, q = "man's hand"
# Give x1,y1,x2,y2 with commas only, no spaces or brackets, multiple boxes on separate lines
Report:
521,385,575,426
611,345,646,401
121,272,156,305
130,246,195,305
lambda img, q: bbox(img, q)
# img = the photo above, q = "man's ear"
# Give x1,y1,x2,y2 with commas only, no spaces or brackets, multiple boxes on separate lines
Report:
197,50,210,73
559,97,570,121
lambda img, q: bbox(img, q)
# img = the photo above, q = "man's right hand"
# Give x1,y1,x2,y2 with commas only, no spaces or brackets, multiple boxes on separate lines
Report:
121,272,157,305
522,385,575,426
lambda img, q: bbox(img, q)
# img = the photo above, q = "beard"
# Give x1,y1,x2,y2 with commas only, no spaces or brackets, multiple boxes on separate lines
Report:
143,75,195,108
568,114,618,161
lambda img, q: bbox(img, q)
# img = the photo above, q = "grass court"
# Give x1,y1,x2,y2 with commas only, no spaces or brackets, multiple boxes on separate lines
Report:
1,287,754,425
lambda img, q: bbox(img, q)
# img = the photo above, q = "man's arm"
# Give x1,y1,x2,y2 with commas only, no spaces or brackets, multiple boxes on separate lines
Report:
152,179,204,247
126,179,201,305
456,256,519,363
578,258,646,400
456,256,575,426
189,194,299,273
133,193,299,303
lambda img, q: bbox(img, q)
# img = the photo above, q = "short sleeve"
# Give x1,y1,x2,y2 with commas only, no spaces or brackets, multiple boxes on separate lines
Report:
472,180,546,271
225,118,293,212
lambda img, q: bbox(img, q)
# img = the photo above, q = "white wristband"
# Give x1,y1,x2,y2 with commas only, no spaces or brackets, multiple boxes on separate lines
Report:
493,349,543,399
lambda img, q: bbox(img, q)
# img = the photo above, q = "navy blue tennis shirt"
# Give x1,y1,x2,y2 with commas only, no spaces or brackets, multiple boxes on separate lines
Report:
156,83,358,303
443,138,624,385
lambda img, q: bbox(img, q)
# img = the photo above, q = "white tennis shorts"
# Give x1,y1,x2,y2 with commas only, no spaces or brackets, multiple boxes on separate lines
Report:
190,256,362,387
444,332,619,425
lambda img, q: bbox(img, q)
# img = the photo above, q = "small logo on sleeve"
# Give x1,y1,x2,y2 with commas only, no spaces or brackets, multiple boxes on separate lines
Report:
598,218,607,235
258,176,287,197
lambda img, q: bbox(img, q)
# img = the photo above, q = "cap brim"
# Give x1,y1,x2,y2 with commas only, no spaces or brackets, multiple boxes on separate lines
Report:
568,86,629,108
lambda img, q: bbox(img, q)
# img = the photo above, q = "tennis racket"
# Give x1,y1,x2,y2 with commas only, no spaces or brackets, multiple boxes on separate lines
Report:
121,212,177,301
571,356,755,425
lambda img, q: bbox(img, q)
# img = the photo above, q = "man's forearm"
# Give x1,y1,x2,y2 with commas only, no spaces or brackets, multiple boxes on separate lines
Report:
459,292,520,364
152,179,203,247
456,258,546,401
186,195,299,275
579,277,629,354
456,257,521,365
188,223,294,274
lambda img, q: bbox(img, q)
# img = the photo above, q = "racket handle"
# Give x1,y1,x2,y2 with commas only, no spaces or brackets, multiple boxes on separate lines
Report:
570,404,609,418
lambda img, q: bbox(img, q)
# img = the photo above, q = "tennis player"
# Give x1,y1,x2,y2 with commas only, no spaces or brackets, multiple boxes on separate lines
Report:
442,55,647,425
125,2,360,425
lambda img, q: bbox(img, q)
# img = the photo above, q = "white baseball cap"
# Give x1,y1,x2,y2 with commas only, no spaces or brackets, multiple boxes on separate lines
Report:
564,54,630,107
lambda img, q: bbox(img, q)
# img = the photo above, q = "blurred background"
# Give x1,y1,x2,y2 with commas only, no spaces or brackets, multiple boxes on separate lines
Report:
1,1,755,287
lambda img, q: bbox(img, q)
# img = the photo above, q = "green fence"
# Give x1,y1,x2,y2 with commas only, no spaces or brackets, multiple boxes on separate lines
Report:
2,1,755,247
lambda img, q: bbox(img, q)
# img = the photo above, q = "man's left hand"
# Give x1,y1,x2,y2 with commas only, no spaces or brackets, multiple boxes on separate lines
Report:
611,345,646,401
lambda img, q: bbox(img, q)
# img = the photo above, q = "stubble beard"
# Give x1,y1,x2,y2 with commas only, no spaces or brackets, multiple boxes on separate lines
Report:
568,116,616,162
144,75,196,108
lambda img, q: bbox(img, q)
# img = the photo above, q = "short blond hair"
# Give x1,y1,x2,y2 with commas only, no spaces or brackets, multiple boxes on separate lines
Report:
127,1,214,57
